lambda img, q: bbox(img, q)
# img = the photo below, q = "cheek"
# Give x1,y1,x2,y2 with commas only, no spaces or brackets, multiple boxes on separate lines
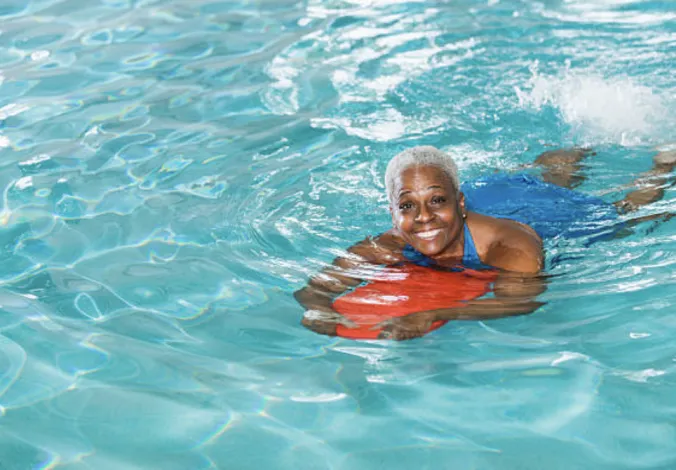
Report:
393,213,411,230
440,207,460,223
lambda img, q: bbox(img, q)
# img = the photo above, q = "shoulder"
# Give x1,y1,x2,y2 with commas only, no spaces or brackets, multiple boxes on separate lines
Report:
468,213,543,273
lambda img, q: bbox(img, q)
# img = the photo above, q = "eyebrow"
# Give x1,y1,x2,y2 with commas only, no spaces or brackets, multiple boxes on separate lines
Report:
398,185,444,197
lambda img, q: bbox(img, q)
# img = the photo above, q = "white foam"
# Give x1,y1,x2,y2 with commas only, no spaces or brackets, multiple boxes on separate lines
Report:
30,50,50,61
516,65,668,145
14,176,33,190
290,393,347,403
0,103,29,120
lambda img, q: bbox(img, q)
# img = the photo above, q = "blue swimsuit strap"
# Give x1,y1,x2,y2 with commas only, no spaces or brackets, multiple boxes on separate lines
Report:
462,223,481,265
401,223,483,268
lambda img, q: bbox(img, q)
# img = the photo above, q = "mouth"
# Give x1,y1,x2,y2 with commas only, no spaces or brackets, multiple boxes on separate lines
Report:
414,228,444,241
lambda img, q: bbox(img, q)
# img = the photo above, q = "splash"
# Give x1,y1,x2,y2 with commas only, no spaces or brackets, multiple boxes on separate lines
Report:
516,65,669,146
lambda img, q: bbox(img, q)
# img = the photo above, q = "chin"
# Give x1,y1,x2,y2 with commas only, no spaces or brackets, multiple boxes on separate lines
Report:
413,241,445,257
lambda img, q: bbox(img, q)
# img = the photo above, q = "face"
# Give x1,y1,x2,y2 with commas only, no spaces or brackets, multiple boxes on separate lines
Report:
390,165,465,258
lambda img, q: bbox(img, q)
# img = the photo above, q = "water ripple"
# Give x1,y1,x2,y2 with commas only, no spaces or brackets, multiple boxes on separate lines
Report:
0,0,674,467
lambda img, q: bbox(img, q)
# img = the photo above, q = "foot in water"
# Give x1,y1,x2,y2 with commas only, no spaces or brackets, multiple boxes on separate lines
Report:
532,146,674,214
534,147,595,189
653,149,676,170
614,149,676,213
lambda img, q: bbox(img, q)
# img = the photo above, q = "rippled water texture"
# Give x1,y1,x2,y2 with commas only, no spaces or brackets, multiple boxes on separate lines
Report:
0,0,675,468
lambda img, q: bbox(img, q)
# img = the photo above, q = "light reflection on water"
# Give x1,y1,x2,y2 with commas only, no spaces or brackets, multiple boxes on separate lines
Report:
0,0,674,468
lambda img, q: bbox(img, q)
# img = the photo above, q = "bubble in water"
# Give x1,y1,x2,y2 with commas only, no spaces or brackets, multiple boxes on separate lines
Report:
515,64,668,146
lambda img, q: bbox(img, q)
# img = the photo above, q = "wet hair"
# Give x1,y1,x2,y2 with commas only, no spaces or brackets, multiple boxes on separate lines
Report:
385,146,460,205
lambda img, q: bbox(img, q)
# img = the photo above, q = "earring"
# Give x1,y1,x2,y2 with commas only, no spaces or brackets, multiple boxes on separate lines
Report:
462,213,467,219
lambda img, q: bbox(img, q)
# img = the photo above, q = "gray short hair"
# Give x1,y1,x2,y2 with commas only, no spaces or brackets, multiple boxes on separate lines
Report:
385,146,460,205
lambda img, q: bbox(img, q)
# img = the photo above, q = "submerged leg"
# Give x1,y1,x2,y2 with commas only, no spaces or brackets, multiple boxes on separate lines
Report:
614,150,676,213
533,148,595,189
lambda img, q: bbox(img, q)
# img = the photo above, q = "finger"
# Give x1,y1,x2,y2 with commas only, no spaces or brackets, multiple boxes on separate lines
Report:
338,317,358,328
391,328,422,341
395,332,413,341
393,331,408,341
303,319,336,336
378,330,393,340
372,318,394,330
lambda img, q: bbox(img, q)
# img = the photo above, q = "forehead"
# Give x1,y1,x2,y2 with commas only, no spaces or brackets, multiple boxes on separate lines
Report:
396,165,453,190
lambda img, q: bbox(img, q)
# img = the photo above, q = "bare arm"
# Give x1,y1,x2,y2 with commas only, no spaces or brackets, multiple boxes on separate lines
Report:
613,149,675,213
431,270,546,321
376,229,546,340
294,234,402,335
446,219,545,319
448,229,546,319
376,270,547,340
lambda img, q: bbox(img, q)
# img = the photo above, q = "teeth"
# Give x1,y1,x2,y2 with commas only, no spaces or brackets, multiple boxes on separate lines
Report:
416,229,442,240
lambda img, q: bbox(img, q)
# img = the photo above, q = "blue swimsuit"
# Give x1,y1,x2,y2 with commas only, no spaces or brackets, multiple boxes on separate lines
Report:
402,174,620,267
402,224,485,269
461,174,618,241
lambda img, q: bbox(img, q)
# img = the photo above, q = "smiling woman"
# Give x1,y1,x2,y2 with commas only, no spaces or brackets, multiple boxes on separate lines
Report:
294,146,547,340
294,145,675,340
387,148,543,273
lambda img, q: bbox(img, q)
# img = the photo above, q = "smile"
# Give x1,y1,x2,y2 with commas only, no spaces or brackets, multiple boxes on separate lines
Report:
415,228,444,240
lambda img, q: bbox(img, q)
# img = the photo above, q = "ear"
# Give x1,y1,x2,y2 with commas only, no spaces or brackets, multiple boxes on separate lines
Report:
458,191,466,215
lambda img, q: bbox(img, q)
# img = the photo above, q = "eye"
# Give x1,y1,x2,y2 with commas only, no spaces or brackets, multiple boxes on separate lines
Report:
399,201,413,211
431,196,446,205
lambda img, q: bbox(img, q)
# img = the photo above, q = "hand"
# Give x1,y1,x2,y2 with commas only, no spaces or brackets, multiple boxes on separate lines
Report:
375,311,437,341
301,309,357,337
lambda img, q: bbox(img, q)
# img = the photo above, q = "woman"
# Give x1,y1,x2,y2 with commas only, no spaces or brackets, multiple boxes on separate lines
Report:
295,146,675,340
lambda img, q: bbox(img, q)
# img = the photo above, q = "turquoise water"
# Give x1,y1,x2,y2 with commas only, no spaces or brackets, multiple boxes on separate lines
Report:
0,0,675,468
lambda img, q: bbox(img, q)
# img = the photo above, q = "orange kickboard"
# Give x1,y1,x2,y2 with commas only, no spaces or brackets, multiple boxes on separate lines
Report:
333,264,497,339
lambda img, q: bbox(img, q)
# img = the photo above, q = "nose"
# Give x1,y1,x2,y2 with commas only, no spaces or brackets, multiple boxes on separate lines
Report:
415,203,434,223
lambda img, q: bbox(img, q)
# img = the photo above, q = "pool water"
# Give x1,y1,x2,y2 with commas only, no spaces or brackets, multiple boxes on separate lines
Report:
0,0,675,468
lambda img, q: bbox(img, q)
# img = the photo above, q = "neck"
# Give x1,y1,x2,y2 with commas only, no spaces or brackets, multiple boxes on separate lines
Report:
431,225,466,262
